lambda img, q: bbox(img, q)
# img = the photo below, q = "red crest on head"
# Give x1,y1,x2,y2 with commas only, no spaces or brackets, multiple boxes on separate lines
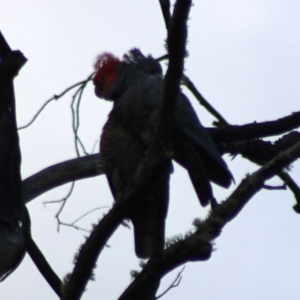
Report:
93,53,120,86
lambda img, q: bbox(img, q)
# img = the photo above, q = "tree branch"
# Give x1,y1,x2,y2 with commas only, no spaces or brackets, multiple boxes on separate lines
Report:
22,154,102,203
182,75,229,126
208,111,300,143
158,0,171,30
61,204,124,300
223,132,300,208
23,207,62,297
156,0,191,145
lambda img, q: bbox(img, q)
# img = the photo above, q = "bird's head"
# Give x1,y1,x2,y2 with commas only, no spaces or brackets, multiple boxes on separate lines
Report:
93,53,120,100
93,49,162,100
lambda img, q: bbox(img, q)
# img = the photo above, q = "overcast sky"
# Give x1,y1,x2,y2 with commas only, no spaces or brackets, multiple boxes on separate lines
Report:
1,1,300,299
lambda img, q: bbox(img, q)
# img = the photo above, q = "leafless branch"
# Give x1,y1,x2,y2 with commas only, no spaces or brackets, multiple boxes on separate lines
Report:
22,154,102,204
61,204,124,300
55,207,107,233
42,181,75,232
23,207,62,297
159,0,171,30
70,73,94,157
208,111,300,143
262,184,286,190
18,75,94,130
182,75,229,126
155,266,185,299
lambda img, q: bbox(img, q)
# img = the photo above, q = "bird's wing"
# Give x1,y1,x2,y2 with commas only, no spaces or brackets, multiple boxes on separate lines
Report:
173,93,232,187
143,85,232,188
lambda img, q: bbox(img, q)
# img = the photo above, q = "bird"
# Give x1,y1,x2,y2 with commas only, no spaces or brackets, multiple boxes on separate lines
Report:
99,90,171,259
94,48,233,208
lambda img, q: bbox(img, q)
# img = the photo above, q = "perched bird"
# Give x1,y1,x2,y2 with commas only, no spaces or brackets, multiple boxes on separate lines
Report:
99,95,171,259
94,49,233,208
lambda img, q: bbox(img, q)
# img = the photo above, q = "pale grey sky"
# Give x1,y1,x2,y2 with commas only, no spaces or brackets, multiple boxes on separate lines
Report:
1,1,300,299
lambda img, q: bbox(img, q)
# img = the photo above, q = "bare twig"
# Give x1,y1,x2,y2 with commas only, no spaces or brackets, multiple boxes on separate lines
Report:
70,73,94,157
18,77,93,130
262,184,286,190
56,207,108,232
43,181,75,232
156,266,185,299
278,171,300,213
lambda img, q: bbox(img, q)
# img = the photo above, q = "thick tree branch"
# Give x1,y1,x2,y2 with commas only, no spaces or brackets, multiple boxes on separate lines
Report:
223,132,300,207
23,207,62,297
22,154,102,203
208,111,300,143
155,0,191,148
61,204,124,300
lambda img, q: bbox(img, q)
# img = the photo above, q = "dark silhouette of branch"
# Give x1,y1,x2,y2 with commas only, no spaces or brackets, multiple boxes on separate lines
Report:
118,140,300,299
22,154,102,203
158,1,230,126
61,204,125,300
223,132,300,208
182,75,230,126
208,111,300,143
262,184,286,190
70,73,94,157
159,0,171,30
23,207,62,297
156,0,191,143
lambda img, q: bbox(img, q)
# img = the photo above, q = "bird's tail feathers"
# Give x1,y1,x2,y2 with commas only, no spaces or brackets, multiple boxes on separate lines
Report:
132,210,165,259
